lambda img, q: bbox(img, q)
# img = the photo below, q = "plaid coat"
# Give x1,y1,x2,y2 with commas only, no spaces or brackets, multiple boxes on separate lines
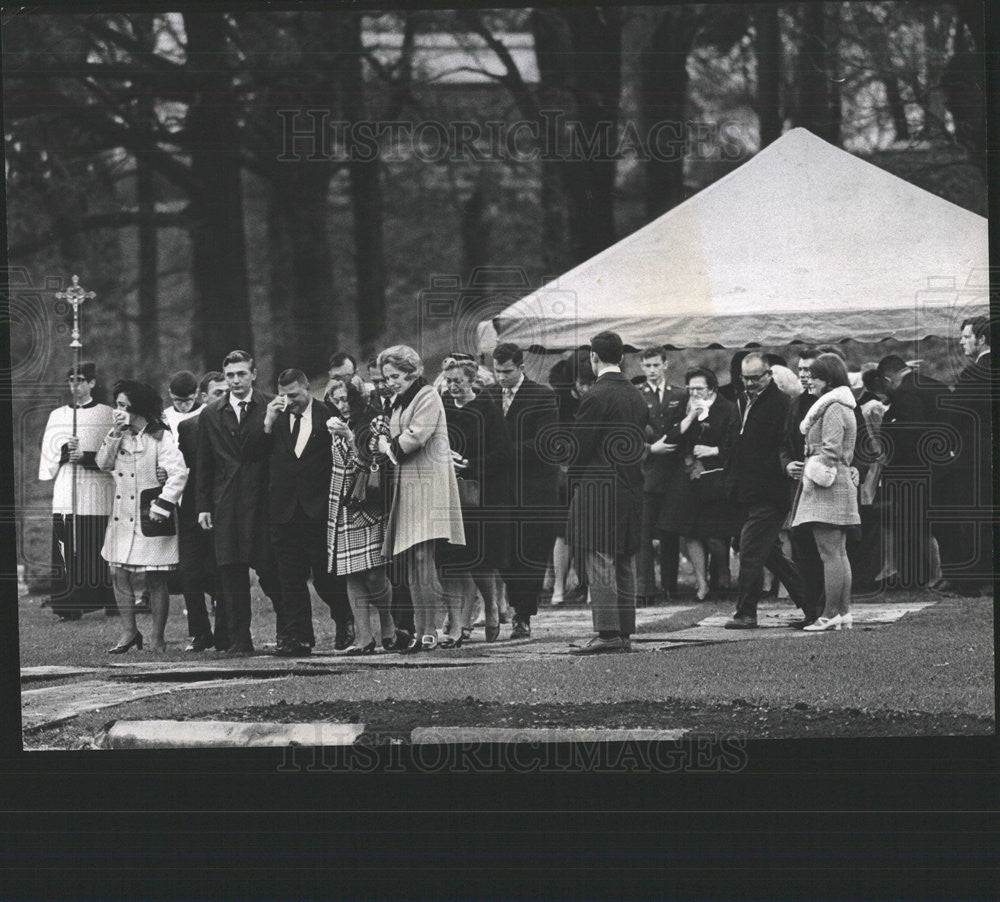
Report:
327,421,388,575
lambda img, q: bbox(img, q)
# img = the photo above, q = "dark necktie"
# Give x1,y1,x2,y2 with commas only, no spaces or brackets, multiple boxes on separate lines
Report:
238,400,248,424
290,412,301,449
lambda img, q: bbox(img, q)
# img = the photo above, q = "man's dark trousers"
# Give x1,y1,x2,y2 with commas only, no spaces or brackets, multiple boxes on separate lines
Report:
789,524,824,616
271,502,350,647
217,561,282,650
736,504,806,618
640,492,678,596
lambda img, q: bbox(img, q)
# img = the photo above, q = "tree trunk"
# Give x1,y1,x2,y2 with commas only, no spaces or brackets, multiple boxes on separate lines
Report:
266,172,296,376
530,9,569,275
341,12,385,361
560,7,621,264
132,14,160,379
885,76,909,142
797,2,840,146
754,3,783,148
641,8,696,219
184,12,253,372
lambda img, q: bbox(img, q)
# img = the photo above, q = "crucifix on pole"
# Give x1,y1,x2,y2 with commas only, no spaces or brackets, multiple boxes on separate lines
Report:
54,275,96,568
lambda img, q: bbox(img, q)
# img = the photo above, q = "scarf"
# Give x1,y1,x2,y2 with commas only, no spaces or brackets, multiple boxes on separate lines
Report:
800,385,856,435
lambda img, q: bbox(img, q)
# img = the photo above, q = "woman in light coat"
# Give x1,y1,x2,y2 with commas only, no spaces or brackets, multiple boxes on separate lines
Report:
790,354,860,632
376,345,464,652
97,380,188,652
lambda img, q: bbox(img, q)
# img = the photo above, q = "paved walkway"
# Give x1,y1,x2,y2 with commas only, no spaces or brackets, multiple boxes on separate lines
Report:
21,599,938,735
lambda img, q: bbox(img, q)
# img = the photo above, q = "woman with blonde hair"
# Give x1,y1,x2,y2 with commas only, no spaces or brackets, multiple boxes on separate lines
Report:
376,345,465,652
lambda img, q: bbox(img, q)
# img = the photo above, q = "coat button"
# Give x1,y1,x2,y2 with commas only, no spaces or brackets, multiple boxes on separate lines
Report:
118,473,122,476
130,495,134,499
114,517,118,521
120,450,125,455
116,495,120,500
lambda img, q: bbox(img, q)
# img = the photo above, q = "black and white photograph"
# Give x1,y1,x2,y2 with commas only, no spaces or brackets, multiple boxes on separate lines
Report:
4,0,993,762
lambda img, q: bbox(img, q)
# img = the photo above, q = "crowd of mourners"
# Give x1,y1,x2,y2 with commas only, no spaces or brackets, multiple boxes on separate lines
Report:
38,315,992,656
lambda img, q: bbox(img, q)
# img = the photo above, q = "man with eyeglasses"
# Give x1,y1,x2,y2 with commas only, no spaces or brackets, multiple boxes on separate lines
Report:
724,352,806,629
38,362,118,620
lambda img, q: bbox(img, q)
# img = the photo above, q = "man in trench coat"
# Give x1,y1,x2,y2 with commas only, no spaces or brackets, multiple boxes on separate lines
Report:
196,350,282,655
566,331,649,655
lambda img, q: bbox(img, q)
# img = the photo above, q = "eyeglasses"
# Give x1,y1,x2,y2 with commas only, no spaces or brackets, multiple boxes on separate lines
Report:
742,371,771,384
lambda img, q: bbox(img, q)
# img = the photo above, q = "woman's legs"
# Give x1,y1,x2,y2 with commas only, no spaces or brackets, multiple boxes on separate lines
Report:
347,568,396,647
407,541,443,640
439,570,474,641
684,538,710,598
706,538,730,590
813,525,851,617
551,537,571,604
146,571,170,651
111,566,139,643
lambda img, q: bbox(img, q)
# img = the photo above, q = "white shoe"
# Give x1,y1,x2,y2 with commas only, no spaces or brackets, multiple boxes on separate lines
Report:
803,614,842,632
840,613,853,630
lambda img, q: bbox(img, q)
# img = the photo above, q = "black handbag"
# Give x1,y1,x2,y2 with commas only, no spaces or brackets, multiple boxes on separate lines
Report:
139,487,177,537
349,462,383,509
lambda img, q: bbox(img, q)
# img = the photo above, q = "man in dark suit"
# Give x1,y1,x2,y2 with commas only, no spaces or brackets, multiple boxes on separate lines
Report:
256,369,352,655
724,353,806,629
481,342,560,639
196,350,283,656
636,346,686,605
876,354,955,588
567,331,649,654
779,349,824,626
176,371,227,651
937,317,993,594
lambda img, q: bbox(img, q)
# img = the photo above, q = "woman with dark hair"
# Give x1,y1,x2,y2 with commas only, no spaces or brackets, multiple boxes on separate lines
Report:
791,353,861,631
325,376,410,655
97,380,188,652
376,345,465,652
438,359,513,643
657,367,740,600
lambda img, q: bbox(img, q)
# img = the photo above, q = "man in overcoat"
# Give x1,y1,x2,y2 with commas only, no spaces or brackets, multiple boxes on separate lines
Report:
256,369,352,655
196,350,282,655
938,317,993,594
724,352,806,629
567,331,649,655
175,372,226,650
481,342,560,639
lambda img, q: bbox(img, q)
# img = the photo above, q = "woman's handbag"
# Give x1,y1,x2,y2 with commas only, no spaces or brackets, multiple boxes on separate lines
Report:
803,455,837,488
349,461,383,509
456,476,481,507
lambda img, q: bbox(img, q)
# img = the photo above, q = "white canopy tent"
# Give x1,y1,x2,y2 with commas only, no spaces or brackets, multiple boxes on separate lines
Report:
477,128,988,354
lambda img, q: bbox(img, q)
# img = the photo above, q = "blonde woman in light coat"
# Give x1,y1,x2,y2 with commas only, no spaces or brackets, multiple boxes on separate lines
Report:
376,345,464,653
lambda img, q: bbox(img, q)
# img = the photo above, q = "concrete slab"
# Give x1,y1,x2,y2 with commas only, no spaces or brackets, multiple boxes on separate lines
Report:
103,720,365,749
21,666,102,682
670,600,938,643
411,727,688,744
21,677,266,732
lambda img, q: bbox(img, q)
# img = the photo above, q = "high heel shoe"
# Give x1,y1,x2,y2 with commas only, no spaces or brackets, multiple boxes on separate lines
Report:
108,631,143,654
439,634,464,649
344,640,376,656
840,613,853,630
802,614,842,632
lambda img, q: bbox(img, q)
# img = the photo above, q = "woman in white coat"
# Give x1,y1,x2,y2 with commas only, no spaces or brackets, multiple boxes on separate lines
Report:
97,380,188,652
376,346,464,652
790,354,861,632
